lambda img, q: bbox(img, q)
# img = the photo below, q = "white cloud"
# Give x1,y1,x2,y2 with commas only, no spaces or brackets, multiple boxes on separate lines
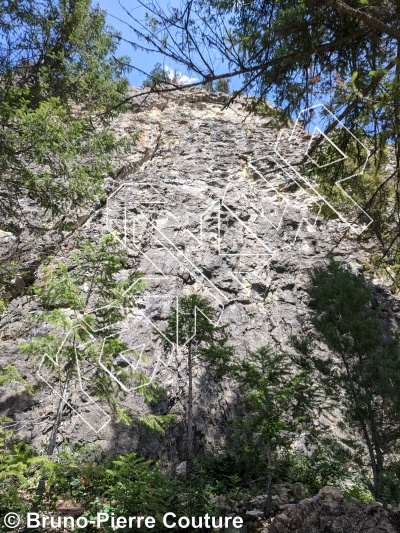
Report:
164,65,199,85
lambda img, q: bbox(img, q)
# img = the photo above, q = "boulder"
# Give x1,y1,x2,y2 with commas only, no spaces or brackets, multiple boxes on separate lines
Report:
368,500,383,509
245,509,264,519
318,485,344,502
290,482,309,501
175,461,186,479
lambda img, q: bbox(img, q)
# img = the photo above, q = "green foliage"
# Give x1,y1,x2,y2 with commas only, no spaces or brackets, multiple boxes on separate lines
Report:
5,98,122,219
0,434,175,530
216,78,230,94
299,257,400,498
183,451,243,496
1,96,129,235
0,0,129,112
229,345,317,514
0,0,134,306
343,482,373,504
230,346,315,451
143,63,171,88
278,442,352,496
48,447,176,531
16,233,175,523
203,78,230,93
308,259,380,357
20,235,173,460
177,464,221,518
203,81,215,92
304,127,382,228
0,416,38,519
33,234,143,313
139,413,177,434
104,454,173,521
0,365,31,392
158,294,234,377
378,462,400,505
0,261,18,306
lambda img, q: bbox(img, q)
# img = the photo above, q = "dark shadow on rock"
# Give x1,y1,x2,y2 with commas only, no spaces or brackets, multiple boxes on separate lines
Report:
0,387,37,415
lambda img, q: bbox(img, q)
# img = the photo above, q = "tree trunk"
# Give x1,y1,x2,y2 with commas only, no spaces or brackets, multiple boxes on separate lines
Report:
371,423,384,497
186,340,193,477
29,371,70,516
264,445,273,517
47,371,70,455
359,416,382,497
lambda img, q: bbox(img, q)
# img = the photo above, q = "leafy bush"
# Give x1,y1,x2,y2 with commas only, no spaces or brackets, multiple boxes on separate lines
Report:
377,462,400,505
277,442,352,495
0,434,178,532
343,482,372,503
0,417,42,526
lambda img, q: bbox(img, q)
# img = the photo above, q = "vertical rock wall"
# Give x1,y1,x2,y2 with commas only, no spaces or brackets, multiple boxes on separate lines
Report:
0,88,397,463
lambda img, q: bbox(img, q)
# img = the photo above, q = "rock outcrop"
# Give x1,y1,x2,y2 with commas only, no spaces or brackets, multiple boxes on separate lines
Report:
270,486,398,532
1,87,399,465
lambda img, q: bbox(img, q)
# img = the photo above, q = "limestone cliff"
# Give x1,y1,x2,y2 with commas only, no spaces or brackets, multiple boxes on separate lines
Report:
1,87,398,465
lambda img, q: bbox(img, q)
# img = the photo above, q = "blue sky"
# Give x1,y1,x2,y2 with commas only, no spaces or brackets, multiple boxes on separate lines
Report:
97,0,201,87
96,1,328,126
95,1,342,136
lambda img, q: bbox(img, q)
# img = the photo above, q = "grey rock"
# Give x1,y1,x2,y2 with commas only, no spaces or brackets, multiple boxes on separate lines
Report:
175,461,187,479
270,498,398,533
318,486,344,502
245,509,264,519
290,482,309,501
1,87,399,469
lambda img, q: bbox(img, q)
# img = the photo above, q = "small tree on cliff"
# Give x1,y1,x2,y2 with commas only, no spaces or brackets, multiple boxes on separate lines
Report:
202,78,230,93
156,294,234,473
216,78,230,94
21,235,152,450
143,62,171,88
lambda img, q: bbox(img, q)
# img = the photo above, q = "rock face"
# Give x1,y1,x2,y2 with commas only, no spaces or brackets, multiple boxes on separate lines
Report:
1,88,399,462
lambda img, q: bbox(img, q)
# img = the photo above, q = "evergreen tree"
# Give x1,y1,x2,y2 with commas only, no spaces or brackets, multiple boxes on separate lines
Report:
230,346,316,516
0,0,129,111
203,81,215,92
143,62,171,88
156,294,234,474
0,0,133,307
21,235,173,508
21,235,170,446
293,258,400,499
0,0,131,228
216,78,230,94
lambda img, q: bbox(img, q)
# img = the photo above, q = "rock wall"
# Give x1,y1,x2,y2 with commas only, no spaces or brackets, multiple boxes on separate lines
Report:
1,87,398,464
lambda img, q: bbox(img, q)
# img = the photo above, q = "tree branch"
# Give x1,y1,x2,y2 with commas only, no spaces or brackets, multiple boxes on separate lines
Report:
325,0,400,41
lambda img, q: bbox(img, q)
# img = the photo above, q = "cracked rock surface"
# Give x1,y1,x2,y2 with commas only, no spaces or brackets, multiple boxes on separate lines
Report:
1,87,399,465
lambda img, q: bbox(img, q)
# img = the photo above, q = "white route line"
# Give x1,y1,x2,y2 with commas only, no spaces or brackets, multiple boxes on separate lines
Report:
37,327,112,434
248,161,322,244
131,209,244,304
271,103,373,234
39,103,374,434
